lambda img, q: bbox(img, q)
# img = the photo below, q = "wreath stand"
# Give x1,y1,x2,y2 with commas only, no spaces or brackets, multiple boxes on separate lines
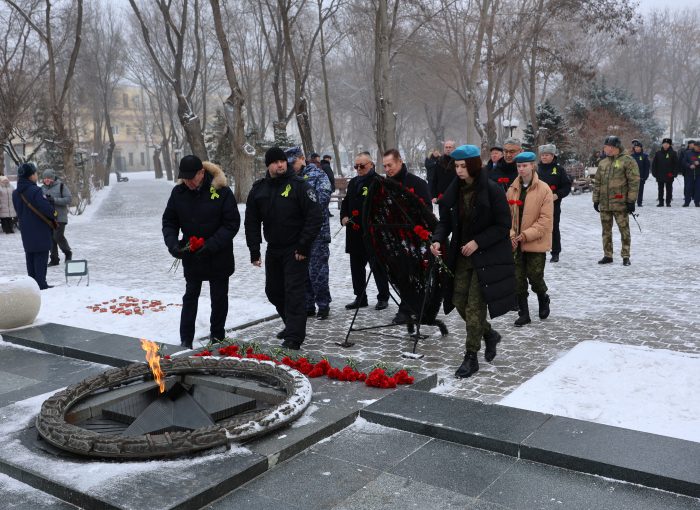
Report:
335,252,448,358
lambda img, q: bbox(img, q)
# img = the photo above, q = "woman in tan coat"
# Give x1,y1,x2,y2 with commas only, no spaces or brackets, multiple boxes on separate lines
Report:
506,152,553,326
0,175,17,233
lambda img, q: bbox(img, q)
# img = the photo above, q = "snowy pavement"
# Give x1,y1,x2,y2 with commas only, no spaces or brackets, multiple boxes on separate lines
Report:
1,173,700,437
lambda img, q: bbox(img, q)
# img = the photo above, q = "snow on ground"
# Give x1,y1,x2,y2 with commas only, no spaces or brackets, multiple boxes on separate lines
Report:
499,341,700,443
0,172,275,343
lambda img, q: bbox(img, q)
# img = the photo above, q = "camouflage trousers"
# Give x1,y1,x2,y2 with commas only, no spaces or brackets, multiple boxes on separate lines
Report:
453,257,492,353
514,250,547,298
305,239,331,310
600,211,631,258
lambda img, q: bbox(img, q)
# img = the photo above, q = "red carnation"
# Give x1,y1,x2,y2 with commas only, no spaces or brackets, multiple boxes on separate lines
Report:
437,193,444,200
550,185,556,191
516,200,523,206
498,177,510,184
352,223,360,231
351,209,359,216
188,236,205,252
407,187,415,194
667,172,673,177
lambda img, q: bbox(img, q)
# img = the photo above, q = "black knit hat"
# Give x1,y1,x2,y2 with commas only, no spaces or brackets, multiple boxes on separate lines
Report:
662,138,672,145
265,147,287,167
179,155,203,179
17,162,37,178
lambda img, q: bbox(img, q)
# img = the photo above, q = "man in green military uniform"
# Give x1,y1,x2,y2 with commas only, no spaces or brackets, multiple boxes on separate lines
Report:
592,136,640,266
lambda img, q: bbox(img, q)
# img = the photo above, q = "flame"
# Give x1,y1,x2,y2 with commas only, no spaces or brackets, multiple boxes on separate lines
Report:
140,339,165,393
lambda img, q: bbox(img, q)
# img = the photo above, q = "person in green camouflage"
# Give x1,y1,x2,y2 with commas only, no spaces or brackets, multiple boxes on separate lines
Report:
592,136,640,266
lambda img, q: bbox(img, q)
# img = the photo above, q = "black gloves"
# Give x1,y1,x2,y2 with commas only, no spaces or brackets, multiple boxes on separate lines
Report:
593,202,599,212
45,194,55,204
194,244,211,258
627,202,635,213
168,245,184,259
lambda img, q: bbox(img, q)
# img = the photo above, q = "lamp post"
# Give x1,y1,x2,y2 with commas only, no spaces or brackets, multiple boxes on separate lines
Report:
503,118,520,138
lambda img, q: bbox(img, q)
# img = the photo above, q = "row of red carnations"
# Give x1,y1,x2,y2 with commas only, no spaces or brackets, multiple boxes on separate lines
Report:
191,344,414,388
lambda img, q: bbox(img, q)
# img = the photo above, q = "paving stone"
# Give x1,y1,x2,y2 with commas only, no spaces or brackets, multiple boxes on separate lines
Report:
388,438,516,497
361,388,550,455
206,488,304,510
0,473,77,509
480,458,700,510
240,451,381,510
520,416,700,497
330,472,477,510
310,420,430,470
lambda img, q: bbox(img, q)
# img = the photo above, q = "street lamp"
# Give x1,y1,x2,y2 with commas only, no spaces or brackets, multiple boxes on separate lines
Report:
503,118,520,138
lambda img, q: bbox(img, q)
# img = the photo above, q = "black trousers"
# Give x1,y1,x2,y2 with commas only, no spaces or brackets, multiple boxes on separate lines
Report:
265,248,308,344
1,217,14,233
637,179,646,206
551,202,562,255
180,277,229,344
657,181,672,204
25,251,49,289
349,249,390,302
50,222,71,261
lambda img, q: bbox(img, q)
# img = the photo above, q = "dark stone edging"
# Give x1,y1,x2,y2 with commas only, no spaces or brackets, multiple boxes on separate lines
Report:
359,389,700,499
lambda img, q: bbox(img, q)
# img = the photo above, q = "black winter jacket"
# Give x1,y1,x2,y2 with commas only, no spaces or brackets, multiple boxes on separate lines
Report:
488,160,518,192
245,167,323,261
537,158,572,205
13,177,56,253
162,162,241,281
389,164,431,204
320,160,336,193
433,173,516,318
651,148,679,183
430,155,455,199
340,169,376,254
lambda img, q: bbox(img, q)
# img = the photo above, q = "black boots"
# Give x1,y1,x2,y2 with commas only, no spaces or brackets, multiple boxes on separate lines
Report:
537,293,550,320
180,339,193,349
598,256,613,264
623,258,631,266
483,330,502,362
345,296,368,309
455,351,479,378
48,259,60,267
514,295,531,327
65,251,72,261
549,253,559,263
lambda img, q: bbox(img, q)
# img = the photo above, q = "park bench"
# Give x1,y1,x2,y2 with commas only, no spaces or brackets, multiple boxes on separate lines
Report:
330,177,349,209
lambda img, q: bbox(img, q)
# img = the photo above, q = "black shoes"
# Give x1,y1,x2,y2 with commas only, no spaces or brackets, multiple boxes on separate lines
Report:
317,308,329,320
623,258,631,266
666,203,671,207
549,253,559,263
65,251,72,261
657,202,664,207
375,300,389,310
683,203,690,207
598,256,613,264
537,293,550,320
306,309,316,317
345,297,368,310
180,340,193,349
48,259,60,267
281,339,302,350
391,312,410,325
455,351,479,378
276,330,286,339
514,296,531,327
483,330,501,363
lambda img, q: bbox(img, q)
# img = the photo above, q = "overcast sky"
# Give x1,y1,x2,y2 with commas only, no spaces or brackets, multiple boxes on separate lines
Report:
636,0,698,11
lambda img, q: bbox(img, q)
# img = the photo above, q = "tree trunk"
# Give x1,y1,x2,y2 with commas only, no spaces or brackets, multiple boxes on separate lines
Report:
153,149,163,178
273,121,288,145
177,95,208,160
318,5,342,176
373,0,395,157
161,138,174,180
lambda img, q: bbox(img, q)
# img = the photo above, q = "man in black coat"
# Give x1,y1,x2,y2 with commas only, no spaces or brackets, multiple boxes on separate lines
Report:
430,140,455,203
631,140,650,206
382,148,431,324
162,155,241,349
536,144,571,262
341,152,390,311
651,138,678,207
320,154,336,194
489,137,520,192
245,147,323,350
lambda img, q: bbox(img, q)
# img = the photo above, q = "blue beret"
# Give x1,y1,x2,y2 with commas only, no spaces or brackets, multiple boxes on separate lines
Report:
450,144,481,161
514,151,537,163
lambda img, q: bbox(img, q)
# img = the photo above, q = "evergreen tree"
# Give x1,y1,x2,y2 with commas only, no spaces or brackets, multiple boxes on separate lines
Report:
523,100,572,157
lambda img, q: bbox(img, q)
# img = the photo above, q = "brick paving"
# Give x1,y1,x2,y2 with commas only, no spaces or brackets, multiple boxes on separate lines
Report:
2,174,699,402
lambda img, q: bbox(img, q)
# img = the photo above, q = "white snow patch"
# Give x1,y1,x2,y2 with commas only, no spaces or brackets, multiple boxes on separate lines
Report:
500,341,700,443
350,416,395,434
0,473,59,505
401,351,424,359
291,404,319,428
320,471,331,476
356,399,378,406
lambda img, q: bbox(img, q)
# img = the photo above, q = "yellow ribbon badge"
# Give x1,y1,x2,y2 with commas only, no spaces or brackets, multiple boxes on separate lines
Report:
552,167,558,175
281,184,292,197
362,186,368,196
209,186,220,200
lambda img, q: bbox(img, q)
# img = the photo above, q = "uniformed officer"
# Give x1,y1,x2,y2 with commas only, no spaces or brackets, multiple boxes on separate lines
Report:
245,147,323,350
631,140,650,207
592,136,640,266
536,144,571,262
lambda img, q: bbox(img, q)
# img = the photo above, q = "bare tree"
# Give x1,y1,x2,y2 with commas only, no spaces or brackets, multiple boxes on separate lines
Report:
5,0,84,184
129,0,208,163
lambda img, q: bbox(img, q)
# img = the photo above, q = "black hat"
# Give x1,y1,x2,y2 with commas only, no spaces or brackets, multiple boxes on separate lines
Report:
17,162,37,178
322,154,332,160
265,147,288,167
179,155,203,179
631,139,642,147
490,144,504,152
309,152,320,159
662,138,672,145
603,135,622,149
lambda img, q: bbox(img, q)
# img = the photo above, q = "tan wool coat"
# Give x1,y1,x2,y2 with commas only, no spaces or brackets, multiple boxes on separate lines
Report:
506,171,553,253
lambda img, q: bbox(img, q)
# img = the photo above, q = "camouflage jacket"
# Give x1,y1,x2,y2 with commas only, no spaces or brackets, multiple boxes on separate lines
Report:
593,153,640,212
301,163,331,242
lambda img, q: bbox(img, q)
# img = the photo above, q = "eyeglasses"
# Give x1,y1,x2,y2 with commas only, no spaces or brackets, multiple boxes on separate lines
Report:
504,149,520,155
354,163,371,170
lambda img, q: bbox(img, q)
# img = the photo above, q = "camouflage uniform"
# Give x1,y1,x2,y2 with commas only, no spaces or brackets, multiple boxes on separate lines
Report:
593,153,640,258
301,163,332,310
514,251,547,297
453,256,492,353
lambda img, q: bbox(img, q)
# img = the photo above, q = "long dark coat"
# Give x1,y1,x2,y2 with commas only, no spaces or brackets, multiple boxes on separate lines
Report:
12,177,56,252
340,169,376,254
433,172,516,318
162,162,241,281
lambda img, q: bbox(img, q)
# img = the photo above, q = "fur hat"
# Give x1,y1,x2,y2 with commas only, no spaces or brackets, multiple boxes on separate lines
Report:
538,144,557,156
662,138,672,145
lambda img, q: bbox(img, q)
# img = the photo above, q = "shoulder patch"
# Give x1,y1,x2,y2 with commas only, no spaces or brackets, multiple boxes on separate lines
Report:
306,188,317,202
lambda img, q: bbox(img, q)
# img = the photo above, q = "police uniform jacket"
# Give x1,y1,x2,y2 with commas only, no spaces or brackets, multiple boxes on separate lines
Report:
162,162,240,281
433,172,516,319
245,167,323,262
